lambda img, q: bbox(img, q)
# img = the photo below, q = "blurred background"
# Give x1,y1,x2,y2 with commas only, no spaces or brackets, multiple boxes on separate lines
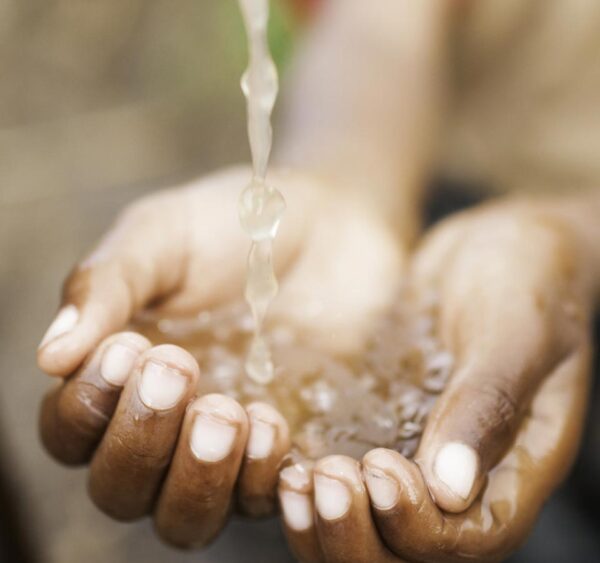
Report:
0,1,598,562
0,1,298,562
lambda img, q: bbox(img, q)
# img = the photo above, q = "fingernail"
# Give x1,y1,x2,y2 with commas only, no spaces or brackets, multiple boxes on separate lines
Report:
433,442,478,500
138,361,187,410
280,491,313,531
191,414,237,462
364,468,399,510
280,462,313,491
39,305,79,349
314,475,351,520
101,344,138,386
247,418,275,459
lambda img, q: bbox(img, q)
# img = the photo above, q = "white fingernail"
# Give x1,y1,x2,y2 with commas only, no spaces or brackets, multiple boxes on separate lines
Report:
314,475,351,520
364,468,398,510
191,415,237,462
433,442,478,500
39,305,79,349
280,491,313,531
138,361,187,410
280,463,312,490
247,419,275,459
101,344,138,386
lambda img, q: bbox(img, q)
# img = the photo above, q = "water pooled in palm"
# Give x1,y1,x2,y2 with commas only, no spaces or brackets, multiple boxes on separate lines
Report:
134,287,453,461
237,0,286,384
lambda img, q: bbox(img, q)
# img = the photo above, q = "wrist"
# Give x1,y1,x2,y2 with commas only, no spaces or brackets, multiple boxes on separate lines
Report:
273,145,424,247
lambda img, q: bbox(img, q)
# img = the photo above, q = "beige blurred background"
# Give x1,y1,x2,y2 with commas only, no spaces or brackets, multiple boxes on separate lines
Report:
0,1,296,561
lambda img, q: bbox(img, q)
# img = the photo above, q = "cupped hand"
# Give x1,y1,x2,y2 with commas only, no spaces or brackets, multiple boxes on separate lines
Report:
37,166,405,548
280,201,593,563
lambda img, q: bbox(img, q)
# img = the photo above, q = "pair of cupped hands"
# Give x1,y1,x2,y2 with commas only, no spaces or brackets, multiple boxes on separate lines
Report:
38,168,592,562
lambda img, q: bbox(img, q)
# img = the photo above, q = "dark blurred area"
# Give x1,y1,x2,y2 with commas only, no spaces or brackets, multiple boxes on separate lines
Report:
0,1,599,562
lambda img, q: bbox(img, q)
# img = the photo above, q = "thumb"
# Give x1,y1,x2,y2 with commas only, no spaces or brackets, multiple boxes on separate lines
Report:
415,285,581,514
37,195,187,376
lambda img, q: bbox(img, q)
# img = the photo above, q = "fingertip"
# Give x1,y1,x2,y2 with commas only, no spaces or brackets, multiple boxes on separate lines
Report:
38,305,79,350
279,458,315,532
37,336,85,377
278,461,322,563
314,455,361,521
246,402,290,460
135,346,200,413
314,455,395,562
99,332,151,387
144,344,201,382
362,449,403,511
39,332,151,465
421,441,481,513
191,393,247,424
189,394,248,463
280,490,314,532
280,459,315,493
37,305,81,376
278,463,314,532
38,304,128,377
363,447,403,468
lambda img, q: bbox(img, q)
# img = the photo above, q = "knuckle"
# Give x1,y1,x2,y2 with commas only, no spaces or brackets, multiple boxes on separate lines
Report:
113,433,171,469
57,380,113,436
461,379,521,447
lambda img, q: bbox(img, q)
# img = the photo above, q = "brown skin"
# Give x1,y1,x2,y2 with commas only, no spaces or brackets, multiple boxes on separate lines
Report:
38,179,598,560
280,200,595,562
312,456,397,563
237,403,291,517
40,332,151,465
279,462,323,563
153,394,249,547
88,345,200,520
37,0,600,558
38,168,405,549
38,2,446,544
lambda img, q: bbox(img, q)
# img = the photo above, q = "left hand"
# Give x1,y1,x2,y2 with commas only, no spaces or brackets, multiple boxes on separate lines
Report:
37,166,407,548
279,200,594,563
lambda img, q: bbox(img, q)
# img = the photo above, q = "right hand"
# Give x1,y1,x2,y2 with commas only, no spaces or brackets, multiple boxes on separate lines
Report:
37,166,406,548
278,201,593,563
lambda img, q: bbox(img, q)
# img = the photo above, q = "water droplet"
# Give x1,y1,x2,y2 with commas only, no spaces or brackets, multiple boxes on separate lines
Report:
239,182,286,241
245,335,274,384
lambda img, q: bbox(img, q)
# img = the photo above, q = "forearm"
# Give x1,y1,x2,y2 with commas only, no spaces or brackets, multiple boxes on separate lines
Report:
275,0,455,243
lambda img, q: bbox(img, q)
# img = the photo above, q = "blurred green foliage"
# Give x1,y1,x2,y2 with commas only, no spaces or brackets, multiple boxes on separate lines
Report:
217,0,297,76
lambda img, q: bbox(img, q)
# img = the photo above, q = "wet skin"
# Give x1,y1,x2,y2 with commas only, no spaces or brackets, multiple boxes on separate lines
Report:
38,169,597,560
280,205,594,562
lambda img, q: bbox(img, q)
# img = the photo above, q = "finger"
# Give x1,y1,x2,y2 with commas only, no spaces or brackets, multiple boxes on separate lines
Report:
363,448,455,561
154,394,249,548
415,229,583,513
365,345,591,562
279,460,322,563
37,195,187,377
313,455,396,563
450,344,593,559
88,344,199,520
237,402,291,517
40,332,150,465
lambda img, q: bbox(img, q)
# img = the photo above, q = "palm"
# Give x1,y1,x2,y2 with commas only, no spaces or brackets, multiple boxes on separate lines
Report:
37,166,410,552
129,167,406,356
